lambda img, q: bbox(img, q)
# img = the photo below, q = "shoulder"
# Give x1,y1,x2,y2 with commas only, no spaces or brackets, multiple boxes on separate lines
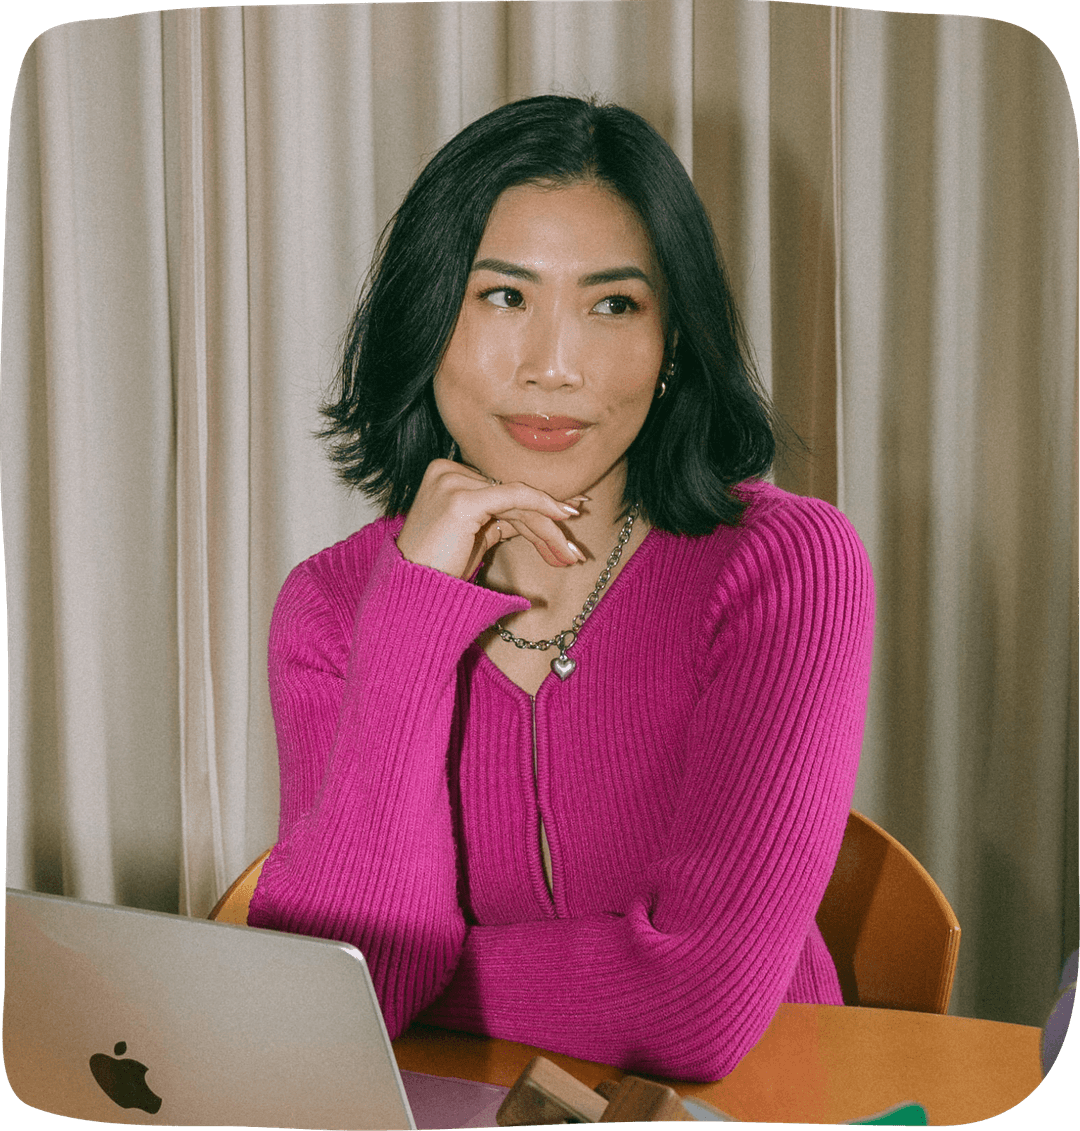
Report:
724,481,874,642
646,480,873,663
650,479,871,584
271,515,405,643
727,480,871,576
291,514,404,591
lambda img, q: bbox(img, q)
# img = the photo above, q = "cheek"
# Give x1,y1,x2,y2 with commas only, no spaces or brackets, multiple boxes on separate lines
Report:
436,318,469,384
433,321,475,420
436,313,513,399
603,339,664,406
611,344,664,439
433,317,507,449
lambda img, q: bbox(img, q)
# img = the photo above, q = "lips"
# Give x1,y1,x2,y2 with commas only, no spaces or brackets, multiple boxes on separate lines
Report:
499,414,591,452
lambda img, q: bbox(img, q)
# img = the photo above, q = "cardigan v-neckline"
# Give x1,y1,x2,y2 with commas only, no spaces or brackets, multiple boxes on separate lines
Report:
468,524,662,700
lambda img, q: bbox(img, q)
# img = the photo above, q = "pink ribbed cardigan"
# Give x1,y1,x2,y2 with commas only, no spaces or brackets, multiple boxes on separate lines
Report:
247,480,874,1081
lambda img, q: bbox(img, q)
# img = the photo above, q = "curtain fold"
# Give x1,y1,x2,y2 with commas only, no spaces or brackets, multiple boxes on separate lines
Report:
4,14,181,911
2,1,1075,1030
173,5,257,916
836,8,1078,1025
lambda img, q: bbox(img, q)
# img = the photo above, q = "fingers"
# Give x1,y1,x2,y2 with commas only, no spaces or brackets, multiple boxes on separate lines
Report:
476,481,586,567
472,510,575,573
467,507,578,578
399,460,590,578
432,457,588,515
495,509,587,568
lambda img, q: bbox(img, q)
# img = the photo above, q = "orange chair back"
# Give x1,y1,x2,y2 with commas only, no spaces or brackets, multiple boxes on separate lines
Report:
817,810,960,1014
208,849,271,924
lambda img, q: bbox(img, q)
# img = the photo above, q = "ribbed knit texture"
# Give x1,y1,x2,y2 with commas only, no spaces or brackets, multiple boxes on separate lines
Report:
247,480,874,1081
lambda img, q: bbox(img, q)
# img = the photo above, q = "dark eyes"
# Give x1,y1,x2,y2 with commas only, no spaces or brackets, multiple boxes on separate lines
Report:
479,288,640,315
481,287,526,309
592,295,639,315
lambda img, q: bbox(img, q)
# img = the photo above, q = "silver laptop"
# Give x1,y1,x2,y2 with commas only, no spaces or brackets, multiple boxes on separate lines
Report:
4,888,508,1128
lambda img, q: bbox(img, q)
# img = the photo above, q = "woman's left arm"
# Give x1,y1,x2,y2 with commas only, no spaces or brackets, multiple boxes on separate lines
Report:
421,498,875,1080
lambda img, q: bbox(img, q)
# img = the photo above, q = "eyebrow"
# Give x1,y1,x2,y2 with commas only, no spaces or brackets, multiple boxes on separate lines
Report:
471,258,655,290
578,266,653,288
471,258,541,283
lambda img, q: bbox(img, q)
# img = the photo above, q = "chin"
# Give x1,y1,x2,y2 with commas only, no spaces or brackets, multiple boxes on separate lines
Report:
491,458,577,494
518,456,625,504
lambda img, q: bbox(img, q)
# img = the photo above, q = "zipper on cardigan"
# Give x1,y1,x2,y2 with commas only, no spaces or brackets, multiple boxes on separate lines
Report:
531,694,554,899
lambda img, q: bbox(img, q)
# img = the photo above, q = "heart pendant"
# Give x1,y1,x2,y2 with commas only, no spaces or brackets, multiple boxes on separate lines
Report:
551,654,576,681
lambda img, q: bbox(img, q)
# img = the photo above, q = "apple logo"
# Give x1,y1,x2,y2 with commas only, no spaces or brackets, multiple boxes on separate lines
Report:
89,1041,163,1114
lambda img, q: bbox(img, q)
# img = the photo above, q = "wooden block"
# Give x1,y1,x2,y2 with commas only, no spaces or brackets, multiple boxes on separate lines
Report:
497,1056,610,1125
593,1079,620,1102
597,1075,695,1122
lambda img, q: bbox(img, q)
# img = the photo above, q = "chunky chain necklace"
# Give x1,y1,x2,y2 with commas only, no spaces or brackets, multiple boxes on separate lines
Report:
495,506,638,681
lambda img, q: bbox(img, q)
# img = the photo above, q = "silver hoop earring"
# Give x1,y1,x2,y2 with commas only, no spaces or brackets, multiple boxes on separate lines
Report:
655,380,667,399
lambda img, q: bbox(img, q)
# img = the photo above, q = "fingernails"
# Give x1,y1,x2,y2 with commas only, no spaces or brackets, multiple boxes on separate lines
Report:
569,495,590,503
566,541,587,563
559,503,580,516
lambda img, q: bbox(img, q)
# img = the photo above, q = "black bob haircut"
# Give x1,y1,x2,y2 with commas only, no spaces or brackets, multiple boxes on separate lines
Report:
321,94,776,534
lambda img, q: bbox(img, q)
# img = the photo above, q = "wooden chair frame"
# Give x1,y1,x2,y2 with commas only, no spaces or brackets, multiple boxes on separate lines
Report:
816,810,961,1014
208,848,271,925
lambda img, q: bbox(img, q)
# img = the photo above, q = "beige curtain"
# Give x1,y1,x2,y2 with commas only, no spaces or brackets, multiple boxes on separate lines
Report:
2,2,1075,1031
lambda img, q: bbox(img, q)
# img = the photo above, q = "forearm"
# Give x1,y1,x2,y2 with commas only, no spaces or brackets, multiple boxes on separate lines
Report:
248,534,527,1034
419,903,800,1081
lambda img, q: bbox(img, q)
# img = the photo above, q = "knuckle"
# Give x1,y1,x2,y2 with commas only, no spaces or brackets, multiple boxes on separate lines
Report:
423,460,449,486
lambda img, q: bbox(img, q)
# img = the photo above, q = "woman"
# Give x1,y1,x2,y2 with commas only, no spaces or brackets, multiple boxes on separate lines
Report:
247,96,874,1082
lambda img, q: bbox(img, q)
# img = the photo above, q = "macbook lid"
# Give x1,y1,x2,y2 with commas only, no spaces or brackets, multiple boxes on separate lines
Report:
4,888,414,1128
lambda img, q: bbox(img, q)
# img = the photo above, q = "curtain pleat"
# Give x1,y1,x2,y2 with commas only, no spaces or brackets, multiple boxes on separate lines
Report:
837,9,1078,1024
694,0,775,397
2,1,1075,1030
4,15,181,911
174,6,261,916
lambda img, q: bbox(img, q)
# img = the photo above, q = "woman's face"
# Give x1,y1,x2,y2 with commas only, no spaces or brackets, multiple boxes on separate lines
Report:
434,180,668,503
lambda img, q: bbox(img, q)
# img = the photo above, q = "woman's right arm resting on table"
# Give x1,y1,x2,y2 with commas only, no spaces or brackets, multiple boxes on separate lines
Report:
246,525,527,1037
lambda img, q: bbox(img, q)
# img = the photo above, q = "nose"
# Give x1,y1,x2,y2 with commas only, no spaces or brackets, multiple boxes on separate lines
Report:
517,303,584,390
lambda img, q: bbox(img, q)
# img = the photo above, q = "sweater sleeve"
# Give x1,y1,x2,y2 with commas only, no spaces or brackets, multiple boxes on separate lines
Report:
418,498,874,1080
246,527,528,1037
